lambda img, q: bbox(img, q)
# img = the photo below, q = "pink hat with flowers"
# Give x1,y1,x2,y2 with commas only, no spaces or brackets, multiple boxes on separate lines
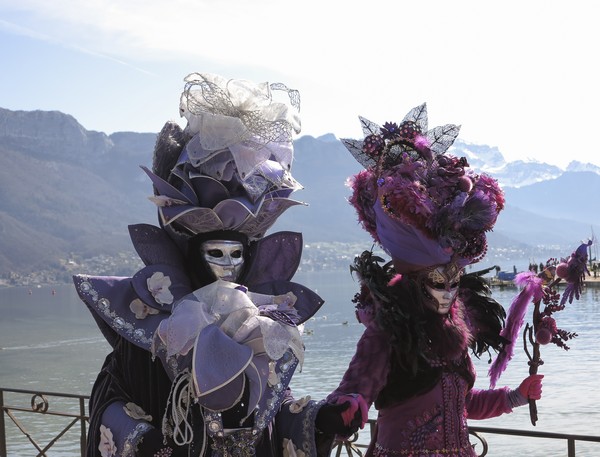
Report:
343,104,504,272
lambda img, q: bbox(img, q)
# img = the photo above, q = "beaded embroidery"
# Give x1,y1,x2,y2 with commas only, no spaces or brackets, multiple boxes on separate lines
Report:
373,442,475,456
121,422,153,457
210,429,258,457
399,405,443,451
75,276,154,346
153,447,173,457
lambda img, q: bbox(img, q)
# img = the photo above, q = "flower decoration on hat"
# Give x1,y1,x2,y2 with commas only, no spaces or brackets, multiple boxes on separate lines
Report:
145,73,305,241
343,103,504,269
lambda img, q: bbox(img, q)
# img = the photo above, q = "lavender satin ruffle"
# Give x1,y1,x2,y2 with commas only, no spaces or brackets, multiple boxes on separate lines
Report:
374,202,469,272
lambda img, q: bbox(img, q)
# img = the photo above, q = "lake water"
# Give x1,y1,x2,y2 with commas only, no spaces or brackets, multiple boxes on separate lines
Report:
1,270,599,456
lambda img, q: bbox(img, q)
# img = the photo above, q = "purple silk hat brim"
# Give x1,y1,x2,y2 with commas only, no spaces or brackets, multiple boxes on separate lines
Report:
193,324,261,411
192,324,250,410
374,200,469,272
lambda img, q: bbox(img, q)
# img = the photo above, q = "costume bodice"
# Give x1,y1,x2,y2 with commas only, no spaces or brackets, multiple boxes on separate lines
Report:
374,370,476,457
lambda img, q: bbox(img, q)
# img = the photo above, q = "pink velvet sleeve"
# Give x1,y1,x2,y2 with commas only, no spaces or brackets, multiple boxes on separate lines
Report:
326,322,392,406
465,386,513,420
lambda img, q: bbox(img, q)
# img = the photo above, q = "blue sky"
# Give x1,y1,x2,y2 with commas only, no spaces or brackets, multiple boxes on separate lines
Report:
1,0,599,168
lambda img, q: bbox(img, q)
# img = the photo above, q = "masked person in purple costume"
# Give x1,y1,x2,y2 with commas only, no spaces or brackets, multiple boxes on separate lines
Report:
324,105,543,457
73,73,353,457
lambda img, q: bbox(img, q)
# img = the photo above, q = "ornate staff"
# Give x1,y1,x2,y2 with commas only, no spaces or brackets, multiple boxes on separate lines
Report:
489,241,590,425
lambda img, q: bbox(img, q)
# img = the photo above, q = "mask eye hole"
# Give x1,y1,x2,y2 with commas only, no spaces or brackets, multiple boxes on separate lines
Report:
231,250,243,259
206,249,224,258
450,281,460,289
430,282,446,290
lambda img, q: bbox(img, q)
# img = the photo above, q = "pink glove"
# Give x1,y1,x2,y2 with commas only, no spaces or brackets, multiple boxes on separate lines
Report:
335,394,369,429
518,374,544,400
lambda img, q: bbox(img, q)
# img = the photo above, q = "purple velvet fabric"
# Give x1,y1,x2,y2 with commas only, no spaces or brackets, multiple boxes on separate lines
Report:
244,231,303,284
373,202,470,272
128,224,186,267
328,322,514,456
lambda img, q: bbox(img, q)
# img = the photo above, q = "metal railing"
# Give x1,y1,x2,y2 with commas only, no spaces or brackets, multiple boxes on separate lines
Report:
469,425,600,457
0,387,89,457
2,387,599,457
331,420,600,457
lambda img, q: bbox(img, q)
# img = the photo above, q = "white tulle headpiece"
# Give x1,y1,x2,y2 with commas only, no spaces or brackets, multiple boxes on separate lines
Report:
146,73,304,241
179,73,301,179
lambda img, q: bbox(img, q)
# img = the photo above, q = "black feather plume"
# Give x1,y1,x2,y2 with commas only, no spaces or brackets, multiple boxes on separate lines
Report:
152,121,188,184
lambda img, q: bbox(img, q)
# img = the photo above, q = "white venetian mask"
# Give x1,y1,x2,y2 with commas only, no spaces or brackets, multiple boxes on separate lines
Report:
200,240,245,282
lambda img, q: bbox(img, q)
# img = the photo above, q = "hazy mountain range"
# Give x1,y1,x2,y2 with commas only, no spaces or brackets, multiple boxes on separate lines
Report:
1,107,598,282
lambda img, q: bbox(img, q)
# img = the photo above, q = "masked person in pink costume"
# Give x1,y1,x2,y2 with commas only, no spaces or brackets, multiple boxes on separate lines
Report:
325,105,543,456
73,73,352,457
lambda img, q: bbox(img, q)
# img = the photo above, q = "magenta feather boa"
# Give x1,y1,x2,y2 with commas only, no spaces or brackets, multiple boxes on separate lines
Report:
488,271,544,387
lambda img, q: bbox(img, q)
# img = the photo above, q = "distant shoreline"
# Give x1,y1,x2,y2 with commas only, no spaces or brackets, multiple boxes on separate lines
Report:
491,273,600,287
4,273,600,290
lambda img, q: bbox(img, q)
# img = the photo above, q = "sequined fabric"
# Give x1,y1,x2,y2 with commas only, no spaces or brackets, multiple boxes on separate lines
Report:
209,429,258,457
374,372,474,456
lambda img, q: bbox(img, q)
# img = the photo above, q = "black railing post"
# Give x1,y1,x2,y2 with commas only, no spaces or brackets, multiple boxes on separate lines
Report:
568,438,576,457
80,396,87,457
0,389,6,457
